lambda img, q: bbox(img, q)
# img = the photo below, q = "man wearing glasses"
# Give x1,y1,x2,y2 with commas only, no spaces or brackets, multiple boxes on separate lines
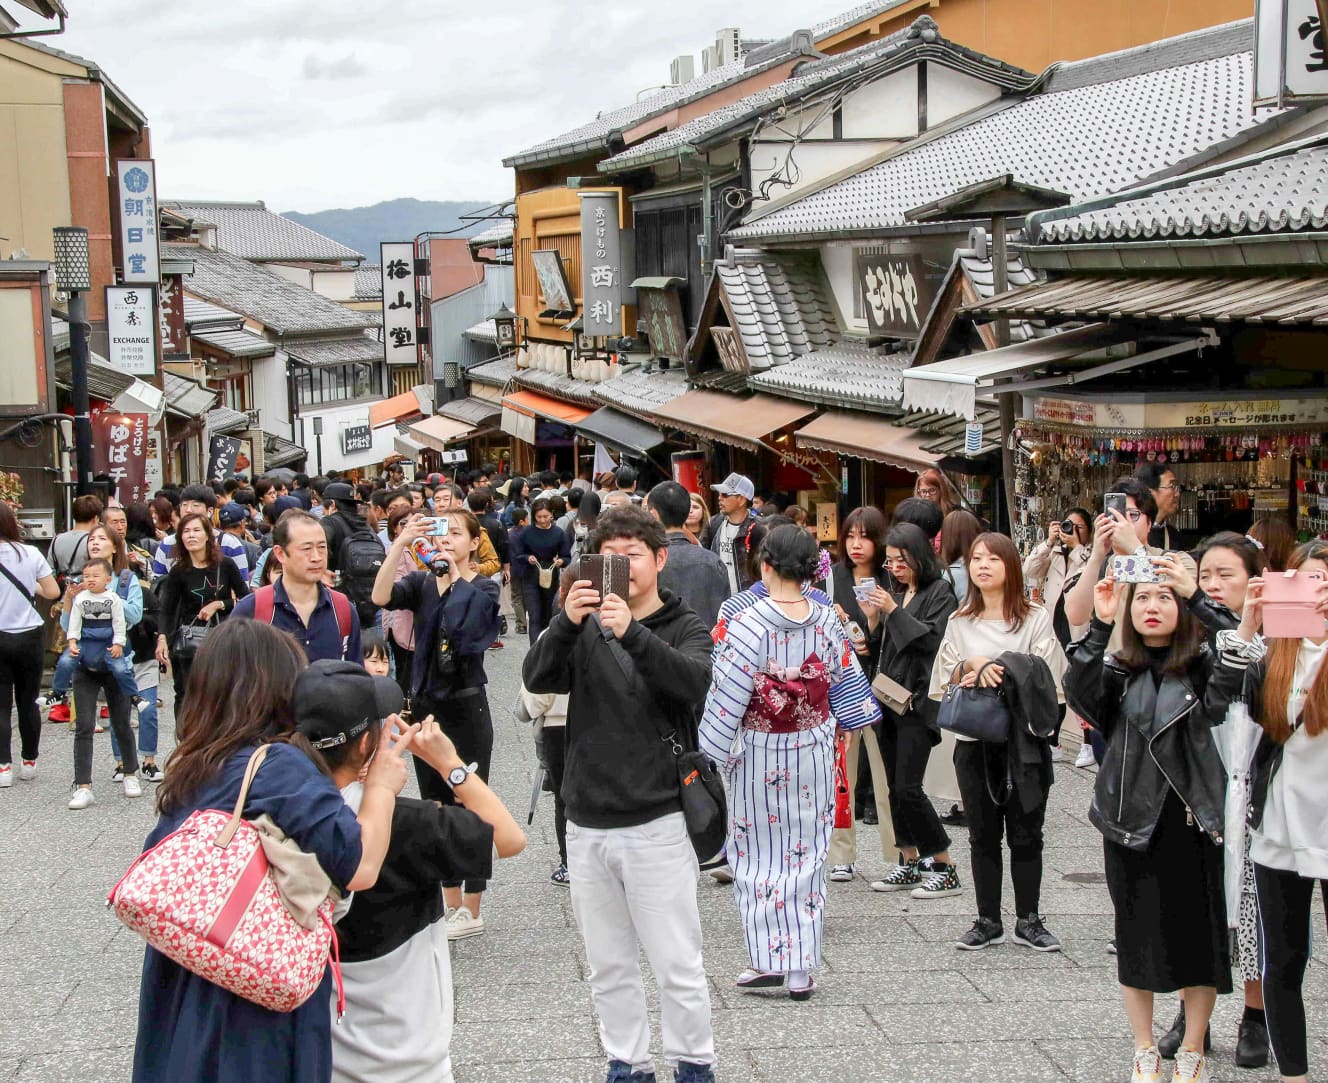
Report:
1135,462,1188,550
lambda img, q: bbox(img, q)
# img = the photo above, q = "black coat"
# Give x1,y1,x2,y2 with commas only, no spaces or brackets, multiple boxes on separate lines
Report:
877,576,957,738
995,650,1060,813
1066,617,1226,851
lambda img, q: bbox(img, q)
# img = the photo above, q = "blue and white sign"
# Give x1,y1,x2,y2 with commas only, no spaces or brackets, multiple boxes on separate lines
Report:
116,160,160,284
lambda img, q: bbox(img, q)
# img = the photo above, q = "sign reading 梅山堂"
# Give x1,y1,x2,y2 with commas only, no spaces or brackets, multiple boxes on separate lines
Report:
380,242,417,365
580,192,621,337
1255,0,1328,104
116,160,160,284
106,286,157,377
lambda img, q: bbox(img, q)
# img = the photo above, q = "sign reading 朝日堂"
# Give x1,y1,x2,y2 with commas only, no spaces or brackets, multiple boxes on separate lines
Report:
105,286,158,377
380,242,418,365
116,160,160,284
579,191,621,337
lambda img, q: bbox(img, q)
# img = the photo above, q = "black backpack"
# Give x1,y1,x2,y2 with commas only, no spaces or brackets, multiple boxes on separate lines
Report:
338,525,385,628
126,570,160,662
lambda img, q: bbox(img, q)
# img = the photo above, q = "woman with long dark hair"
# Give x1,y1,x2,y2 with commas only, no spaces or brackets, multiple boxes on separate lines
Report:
1207,539,1328,1083
870,523,961,897
0,502,60,789
929,532,1067,953
571,490,601,559
135,619,413,1083
155,513,248,708
510,497,571,644
1067,573,1227,1083
700,525,879,1001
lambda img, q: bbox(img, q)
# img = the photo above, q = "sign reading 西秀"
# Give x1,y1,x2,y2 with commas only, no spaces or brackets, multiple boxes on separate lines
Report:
105,286,158,377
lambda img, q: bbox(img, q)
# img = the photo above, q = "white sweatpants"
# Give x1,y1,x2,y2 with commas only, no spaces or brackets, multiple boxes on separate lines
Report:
567,812,715,1073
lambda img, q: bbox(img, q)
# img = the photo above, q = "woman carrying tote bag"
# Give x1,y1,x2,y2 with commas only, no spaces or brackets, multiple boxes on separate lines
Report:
929,532,1067,955
133,619,411,1083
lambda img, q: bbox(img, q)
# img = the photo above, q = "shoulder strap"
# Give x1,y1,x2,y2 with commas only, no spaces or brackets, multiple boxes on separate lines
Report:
215,745,270,850
254,584,277,625
0,557,37,614
329,589,352,656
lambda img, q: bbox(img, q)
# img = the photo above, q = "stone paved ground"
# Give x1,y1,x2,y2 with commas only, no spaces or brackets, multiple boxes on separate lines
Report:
3,632,1324,1082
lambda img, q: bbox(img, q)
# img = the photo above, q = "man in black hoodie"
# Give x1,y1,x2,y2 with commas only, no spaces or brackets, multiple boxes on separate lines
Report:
523,506,716,1083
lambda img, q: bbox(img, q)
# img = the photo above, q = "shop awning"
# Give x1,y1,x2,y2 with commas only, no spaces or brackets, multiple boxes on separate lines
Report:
653,390,816,453
263,432,307,469
575,407,668,459
469,382,505,405
794,412,940,472
501,389,593,425
962,272,1328,326
901,324,1126,420
408,414,476,453
439,395,501,427
393,431,426,459
369,389,424,429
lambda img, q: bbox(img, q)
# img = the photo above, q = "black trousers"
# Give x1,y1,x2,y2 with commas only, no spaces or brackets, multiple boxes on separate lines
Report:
522,580,557,645
0,626,44,765
1254,862,1328,1078
954,740,1049,923
169,652,192,713
414,688,494,894
542,724,568,867
879,712,950,857
72,668,136,786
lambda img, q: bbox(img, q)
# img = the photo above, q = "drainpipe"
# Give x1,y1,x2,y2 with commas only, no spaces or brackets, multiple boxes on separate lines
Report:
700,157,715,281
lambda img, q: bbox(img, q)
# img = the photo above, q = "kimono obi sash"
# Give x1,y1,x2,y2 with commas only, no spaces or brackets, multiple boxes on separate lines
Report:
742,654,831,734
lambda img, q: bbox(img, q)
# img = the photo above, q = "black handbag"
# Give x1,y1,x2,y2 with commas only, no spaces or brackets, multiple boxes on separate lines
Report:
663,732,729,868
171,619,215,663
938,661,1011,743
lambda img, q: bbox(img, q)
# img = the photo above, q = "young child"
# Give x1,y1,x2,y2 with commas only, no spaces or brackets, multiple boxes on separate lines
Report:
361,631,392,679
65,558,140,702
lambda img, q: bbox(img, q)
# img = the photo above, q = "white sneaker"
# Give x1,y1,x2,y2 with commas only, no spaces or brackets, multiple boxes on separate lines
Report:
1050,744,1064,763
123,775,143,799
445,905,485,941
828,864,855,882
18,760,36,781
1074,744,1097,768
1131,1046,1163,1083
0,765,11,788
68,787,95,810
1171,1049,1209,1083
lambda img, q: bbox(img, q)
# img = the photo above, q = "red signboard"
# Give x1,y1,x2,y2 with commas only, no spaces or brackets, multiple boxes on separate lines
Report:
92,409,150,504
671,450,706,495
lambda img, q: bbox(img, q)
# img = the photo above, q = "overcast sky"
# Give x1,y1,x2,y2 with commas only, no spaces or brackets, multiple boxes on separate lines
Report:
21,0,835,212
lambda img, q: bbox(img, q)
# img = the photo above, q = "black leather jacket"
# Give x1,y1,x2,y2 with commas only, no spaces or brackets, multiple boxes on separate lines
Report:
1065,617,1226,851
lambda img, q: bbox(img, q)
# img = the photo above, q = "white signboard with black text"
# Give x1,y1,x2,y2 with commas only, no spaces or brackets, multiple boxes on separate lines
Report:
105,286,157,377
1255,0,1328,104
116,160,160,284
380,242,418,365
579,191,622,336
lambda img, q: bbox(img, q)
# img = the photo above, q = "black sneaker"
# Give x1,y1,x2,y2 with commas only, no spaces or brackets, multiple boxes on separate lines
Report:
910,860,962,899
870,856,921,892
955,918,1004,950
1235,1015,1269,1069
111,763,125,782
1012,914,1062,952
140,762,163,783
1158,1004,1211,1059
940,803,967,826
549,864,570,887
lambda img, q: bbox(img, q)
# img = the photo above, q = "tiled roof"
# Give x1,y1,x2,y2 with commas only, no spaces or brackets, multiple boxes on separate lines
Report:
438,395,502,426
713,249,838,370
1035,136,1328,244
468,223,513,248
957,249,1053,344
166,243,376,336
600,20,1032,172
163,372,219,418
192,326,277,359
812,0,912,38
591,366,690,421
513,367,603,407
283,333,383,367
353,264,382,301
183,296,243,330
748,344,908,411
465,354,520,388
463,319,498,343
263,432,308,469
162,200,363,262
731,21,1272,241
207,407,252,435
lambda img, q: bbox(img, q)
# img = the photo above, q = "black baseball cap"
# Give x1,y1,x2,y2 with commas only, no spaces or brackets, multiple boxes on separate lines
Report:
217,502,248,527
322,481,360,506
294,659,404,751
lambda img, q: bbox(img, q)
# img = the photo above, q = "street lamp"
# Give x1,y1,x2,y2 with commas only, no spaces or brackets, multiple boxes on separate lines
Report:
489,302,518,350
312,415,324,476
52,226,94,496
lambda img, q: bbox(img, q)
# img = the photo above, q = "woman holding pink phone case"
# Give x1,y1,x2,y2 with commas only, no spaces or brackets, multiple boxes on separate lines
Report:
1208,540,1328,1083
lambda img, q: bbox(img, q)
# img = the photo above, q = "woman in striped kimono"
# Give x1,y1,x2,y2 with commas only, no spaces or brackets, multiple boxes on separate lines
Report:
699,525,880,1002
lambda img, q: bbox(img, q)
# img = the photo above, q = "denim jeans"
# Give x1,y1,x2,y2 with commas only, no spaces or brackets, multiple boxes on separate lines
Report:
110,662,158,761
53,647,139,702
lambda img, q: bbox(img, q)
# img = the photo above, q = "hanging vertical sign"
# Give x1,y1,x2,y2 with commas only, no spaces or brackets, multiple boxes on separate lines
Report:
159,273,188,359
116,160,160,284
105,285,158,377
1255,0,1328,105
92,409,150,504
380,242,418,365
206,435,243,483
579,191,621,337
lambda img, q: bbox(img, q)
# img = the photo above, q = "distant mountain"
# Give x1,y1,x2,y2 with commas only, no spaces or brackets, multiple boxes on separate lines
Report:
281,198,498,262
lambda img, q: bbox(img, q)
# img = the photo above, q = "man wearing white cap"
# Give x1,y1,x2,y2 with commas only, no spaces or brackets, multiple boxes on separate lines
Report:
700,472,757,597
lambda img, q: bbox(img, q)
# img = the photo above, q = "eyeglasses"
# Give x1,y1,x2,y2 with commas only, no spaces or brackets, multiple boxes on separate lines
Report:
916,486,940,498
1159,482,1183,492
1124,509,1143,522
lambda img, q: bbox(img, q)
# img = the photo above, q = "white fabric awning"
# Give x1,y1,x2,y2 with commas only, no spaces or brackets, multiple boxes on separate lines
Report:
902,324,1121,420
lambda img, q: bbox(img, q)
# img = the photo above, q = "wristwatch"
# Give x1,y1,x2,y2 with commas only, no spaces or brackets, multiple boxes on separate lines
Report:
446,761,479,789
